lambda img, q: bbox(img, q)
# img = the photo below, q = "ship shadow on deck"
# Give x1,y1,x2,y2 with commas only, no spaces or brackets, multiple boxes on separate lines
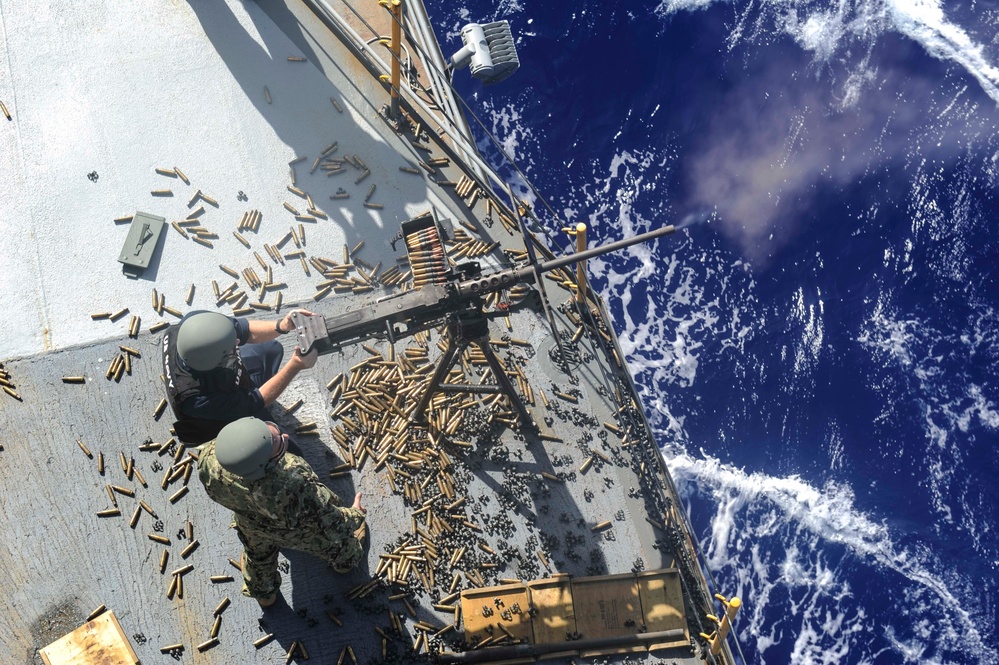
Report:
184,0,430,276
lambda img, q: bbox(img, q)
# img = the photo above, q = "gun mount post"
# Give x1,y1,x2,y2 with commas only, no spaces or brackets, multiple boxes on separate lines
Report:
409,310,534,427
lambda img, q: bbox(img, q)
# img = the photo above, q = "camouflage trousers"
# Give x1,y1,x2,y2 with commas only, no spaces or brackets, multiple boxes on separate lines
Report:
232,502,366,599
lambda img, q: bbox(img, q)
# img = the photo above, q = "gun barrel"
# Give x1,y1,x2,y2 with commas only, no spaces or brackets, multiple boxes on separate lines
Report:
538,224,674,274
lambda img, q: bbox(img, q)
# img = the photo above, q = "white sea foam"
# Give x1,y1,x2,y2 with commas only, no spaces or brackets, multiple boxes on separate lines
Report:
655,0,999,105
666,450,995,663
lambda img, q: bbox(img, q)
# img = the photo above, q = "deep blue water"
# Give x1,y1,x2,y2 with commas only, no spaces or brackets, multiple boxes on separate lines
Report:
428,1,999,663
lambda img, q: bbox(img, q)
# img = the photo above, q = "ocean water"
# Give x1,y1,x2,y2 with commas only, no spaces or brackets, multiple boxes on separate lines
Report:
427,0,999,663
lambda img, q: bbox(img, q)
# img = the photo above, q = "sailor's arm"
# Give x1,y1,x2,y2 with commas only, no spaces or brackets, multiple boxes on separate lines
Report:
245,309,316,344
257,346,317,406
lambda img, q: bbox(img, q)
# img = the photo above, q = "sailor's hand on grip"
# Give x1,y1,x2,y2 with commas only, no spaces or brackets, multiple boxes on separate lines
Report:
281,309,316,335
291,347,318,370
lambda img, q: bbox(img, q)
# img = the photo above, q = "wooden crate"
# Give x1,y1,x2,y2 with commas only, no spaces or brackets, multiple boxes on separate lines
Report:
39,610,139,665
638,569,690,651
570,572,646,657
526,574,576,653
460,583,532,645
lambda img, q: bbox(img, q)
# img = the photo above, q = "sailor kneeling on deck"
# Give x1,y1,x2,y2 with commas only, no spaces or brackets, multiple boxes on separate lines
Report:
162,310,318,445
198,417,367,607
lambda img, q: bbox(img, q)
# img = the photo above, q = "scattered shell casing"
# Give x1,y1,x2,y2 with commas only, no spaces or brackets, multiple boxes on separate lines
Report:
130,504,142,528
210,575,234,583
263,86,272,104
96,508,121,518
166,574,178,600
63,376,86,384
171,564,193,577
180,539,199,558
213,597,231,616
86,604,107,621
169,485,189,503
211,615,222,639
154,398,168,420
140,500,158,518
149,534,170,545
77,439,93,458
253,633,275,648
197,638,218,652
159,643,183,653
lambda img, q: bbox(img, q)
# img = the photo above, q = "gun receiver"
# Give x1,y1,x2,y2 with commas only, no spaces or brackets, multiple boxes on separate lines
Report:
293,224,675,356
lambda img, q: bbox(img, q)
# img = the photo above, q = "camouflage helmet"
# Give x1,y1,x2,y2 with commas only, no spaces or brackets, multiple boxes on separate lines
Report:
177,311,237,371
215,417,273,481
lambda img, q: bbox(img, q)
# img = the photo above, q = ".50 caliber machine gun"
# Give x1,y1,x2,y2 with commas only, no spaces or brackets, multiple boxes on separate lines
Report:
292,217,675,425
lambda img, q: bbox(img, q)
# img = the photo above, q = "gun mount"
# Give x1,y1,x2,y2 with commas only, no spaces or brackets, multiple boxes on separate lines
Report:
293,221,675,424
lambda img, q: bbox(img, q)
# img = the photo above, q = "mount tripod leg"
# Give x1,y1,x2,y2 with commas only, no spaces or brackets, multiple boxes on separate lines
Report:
471,336,534,428
410,330,468,423
410,321,535,429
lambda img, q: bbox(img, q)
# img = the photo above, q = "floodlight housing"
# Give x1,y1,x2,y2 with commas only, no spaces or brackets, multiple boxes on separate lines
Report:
449,21,520,85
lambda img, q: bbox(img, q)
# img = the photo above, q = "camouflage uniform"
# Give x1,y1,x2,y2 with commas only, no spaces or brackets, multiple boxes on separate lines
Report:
197,440,366,599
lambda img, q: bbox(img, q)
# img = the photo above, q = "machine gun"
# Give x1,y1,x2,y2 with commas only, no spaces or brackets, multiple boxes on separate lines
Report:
292,215,675,425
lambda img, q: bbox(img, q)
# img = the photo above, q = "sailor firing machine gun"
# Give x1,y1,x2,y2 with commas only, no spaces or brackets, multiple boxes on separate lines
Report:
292,212,675,427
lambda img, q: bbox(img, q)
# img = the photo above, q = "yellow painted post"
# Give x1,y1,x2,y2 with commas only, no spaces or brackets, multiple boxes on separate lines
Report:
574,223,587,304
710,596,741,656
389,0,402,118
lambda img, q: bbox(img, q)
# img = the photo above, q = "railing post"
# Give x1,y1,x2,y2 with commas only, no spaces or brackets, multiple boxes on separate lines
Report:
388,0,403,118
562,223,588,304
704,595,741,657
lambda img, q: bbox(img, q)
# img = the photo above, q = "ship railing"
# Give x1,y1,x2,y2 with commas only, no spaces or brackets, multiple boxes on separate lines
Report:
303,0,490,185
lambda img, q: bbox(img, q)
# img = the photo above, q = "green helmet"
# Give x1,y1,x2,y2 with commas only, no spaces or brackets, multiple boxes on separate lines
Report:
177,312,237,371
215,417,273,481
